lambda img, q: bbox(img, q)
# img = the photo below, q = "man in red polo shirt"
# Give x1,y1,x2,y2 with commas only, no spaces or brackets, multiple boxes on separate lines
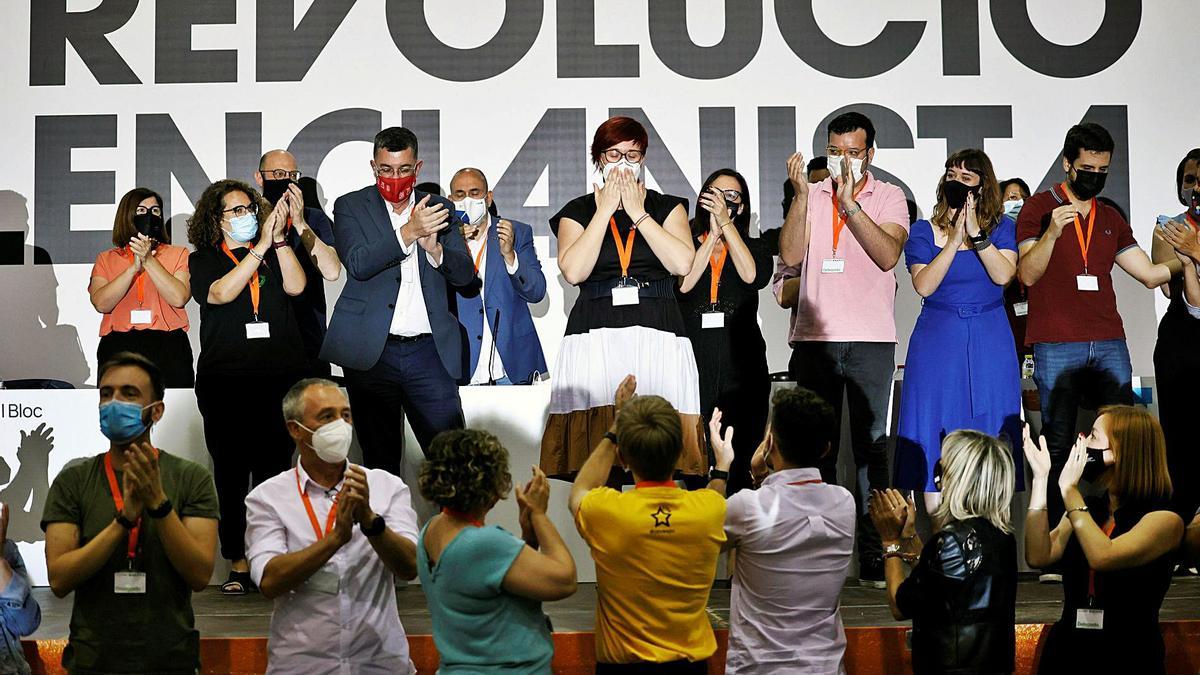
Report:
1016,123,1173,575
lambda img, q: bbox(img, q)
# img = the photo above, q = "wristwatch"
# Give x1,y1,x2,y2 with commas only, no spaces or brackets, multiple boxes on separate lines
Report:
360,514,386,537
884,542,903,556
115,513,137,530
969,232,992,251
147,498,173,519
709,469,730,481
843,202,863,219
603,431,619,445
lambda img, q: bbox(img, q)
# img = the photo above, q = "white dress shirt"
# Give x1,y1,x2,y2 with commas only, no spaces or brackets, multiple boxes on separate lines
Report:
465,219,520,384
724,467,856,675
388,195,441,337
245,460,420,675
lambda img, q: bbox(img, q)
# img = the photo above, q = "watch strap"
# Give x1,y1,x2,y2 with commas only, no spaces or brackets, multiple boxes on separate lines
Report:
360,514,386,537
709,469,730,481
147,499,173,519
603,431,619,445
115,513,137,530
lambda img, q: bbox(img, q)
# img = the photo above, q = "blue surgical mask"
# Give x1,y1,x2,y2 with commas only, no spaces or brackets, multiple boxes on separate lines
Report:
99,399,156,444
228,214,259,242
1003,199,1024,220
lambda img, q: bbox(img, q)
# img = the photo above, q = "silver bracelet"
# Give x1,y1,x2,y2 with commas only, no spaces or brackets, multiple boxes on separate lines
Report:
843,203,862,219
248,248,264,262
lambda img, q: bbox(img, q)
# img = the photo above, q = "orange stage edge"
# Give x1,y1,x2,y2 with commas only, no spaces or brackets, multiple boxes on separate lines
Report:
20,621,1200,675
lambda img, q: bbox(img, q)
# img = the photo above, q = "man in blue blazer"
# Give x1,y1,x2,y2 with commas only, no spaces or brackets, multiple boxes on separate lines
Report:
449,168,548,385
319,127,474,474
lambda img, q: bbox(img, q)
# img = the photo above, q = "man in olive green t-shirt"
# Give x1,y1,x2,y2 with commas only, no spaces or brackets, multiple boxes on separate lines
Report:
40,352,219,674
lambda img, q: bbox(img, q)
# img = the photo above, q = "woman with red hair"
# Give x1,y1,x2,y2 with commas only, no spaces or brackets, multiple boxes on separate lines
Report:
541,116,703,482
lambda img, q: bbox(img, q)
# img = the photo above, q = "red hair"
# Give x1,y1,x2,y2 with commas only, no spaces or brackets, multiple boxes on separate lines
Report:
590,116,649,169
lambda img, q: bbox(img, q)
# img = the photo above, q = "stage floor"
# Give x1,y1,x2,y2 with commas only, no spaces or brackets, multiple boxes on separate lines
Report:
29,575,1200,638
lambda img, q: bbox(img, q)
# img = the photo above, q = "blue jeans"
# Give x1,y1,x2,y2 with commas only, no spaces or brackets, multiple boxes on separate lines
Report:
1033,340,1133,521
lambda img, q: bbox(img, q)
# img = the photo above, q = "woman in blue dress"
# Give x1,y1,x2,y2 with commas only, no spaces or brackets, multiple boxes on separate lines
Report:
895,148,1023,513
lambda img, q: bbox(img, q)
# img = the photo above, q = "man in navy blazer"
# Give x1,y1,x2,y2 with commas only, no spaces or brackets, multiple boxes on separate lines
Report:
319,127,474,474
449,168,548,385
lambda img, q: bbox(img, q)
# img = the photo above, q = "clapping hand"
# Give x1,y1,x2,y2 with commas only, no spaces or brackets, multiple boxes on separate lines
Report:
707,408,735,473
963,192,981,238
749,431,771,484
834,154,857,210
341,464,372,524
699,187,732,239
616,168,647,218
285,184,308,233
123,442,166,510
1155,219,1200,263
786,152,808,197
406,195,451,254
1022,425,1052,481
1058,434,1089,498
497,219,516,265
869,488,915,544
593,171,624,216
128,234,153,270
332,491,357,546
614,374,637,414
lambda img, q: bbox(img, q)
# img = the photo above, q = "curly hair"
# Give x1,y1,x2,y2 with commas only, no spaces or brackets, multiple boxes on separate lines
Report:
418,429,513,513
187,179,271,250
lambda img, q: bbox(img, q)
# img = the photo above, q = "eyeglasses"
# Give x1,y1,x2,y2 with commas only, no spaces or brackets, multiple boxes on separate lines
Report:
135,205,163,216
709,188,743,204
826,146,868,160
375,165,417,178
221,202,259,218
602,148,644,163
261,168,302,181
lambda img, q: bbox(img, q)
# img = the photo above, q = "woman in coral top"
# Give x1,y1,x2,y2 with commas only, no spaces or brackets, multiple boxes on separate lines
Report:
89,188,193,387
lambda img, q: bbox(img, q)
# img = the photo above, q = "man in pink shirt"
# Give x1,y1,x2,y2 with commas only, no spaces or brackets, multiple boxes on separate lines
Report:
775,112,910,587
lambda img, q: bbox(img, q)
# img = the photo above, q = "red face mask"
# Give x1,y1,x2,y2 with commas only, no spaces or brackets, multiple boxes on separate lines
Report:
376,173,416,205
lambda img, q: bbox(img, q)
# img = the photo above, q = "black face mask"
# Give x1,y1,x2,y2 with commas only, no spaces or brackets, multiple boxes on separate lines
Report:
262,178,295,205
725,200,742,219
131,213,166,243
942,179,976,210
1082,447,1110,483
1069,168,1108,200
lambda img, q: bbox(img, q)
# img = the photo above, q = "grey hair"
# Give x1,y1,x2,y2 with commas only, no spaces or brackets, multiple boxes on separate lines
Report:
933,430,1016,534
281,378,339,422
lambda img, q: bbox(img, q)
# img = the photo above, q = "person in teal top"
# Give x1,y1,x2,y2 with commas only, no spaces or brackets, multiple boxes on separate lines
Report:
416,429,578,673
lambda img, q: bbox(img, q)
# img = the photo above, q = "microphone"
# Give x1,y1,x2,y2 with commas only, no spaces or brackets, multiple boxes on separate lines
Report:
486,309,501,386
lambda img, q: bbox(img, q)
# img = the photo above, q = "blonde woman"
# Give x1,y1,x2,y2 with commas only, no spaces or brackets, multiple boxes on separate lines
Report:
1024,406,1184,675
870,431,1018,674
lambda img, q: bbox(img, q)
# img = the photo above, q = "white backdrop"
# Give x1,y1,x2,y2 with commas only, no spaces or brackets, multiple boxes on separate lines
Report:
0,1,1194,584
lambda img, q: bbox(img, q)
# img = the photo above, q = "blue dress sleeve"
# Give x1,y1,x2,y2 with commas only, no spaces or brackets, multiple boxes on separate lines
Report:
904,220,935,268
991,216,1017,252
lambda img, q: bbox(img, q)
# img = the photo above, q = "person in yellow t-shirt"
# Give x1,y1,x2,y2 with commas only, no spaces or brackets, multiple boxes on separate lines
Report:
569,374,735,674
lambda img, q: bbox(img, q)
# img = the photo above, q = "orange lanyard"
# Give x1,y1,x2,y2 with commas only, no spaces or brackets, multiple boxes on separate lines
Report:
1187,213,1198,230
471,238,486,275
1063,183,1097,273
104,449,159,561
786,479,823,486
830,184,865,256
1086,519,1117,601
221,242,261,320
441,507,483,527
295,467,339,541
120,247,146,306
609,217,637,279
700,234,729,305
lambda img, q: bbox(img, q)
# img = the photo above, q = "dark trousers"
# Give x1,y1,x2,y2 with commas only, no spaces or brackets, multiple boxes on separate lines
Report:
97,328,194,388
595,660,708,674
344,336,465,476
1153,332,1200,519
789,341,895,563
195,369,302,561
1032,340,1133,525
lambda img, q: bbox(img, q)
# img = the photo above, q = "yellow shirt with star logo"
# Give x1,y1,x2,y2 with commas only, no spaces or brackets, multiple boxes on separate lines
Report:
575,485,727,664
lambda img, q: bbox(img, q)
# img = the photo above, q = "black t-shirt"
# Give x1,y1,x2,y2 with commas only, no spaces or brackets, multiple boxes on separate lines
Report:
189,246,307,375
549,189,688,283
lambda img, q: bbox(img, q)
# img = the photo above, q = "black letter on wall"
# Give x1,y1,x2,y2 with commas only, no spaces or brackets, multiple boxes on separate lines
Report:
556,0,638,77
916,105,1012,154
256,0,357,82
30,0,139,85
941,0,980,75
648,0,761,79
135,114,215,218
991,0,1140,77
776,1,924,78
758,107,796,230
156,0,238,83
610,108,697,210
386,0,541,81
493,108,587,248
287,108,383,185
34,115,117,263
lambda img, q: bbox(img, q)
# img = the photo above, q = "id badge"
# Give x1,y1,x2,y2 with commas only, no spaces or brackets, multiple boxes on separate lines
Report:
114,571,147,594
130,309,153,325
611,286,640,307
1075,608,1104,630
702,312,725,329
1076,274,1099,292
307,566,340,595
246,321,271,339
821,258,845,274
1013,301,1028,317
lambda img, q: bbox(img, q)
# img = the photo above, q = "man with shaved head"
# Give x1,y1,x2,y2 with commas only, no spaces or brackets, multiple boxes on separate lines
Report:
253,149,342,376
449,167,547,384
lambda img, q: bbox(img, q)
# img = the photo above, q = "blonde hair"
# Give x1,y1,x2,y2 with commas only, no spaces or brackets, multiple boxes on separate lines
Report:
933,430,1015,534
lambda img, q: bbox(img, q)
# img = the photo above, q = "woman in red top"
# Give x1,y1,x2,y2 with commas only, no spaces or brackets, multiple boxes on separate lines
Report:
88,188,193,387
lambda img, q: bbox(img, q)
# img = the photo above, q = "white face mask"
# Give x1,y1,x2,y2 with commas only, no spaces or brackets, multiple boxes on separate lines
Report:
1003,199,1024,220
829,156,865,184
602,158,643,183
299,418,353,464
454,197,488,226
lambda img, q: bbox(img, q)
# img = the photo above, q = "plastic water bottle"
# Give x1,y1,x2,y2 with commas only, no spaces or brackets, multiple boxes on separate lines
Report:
1021,355,1035,379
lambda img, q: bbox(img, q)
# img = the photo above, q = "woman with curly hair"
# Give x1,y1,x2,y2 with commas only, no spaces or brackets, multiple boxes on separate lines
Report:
187,178,307,594
417,429,577,673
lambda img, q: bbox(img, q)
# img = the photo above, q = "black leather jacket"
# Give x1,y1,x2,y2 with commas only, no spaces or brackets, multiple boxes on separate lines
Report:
896,518,1018,675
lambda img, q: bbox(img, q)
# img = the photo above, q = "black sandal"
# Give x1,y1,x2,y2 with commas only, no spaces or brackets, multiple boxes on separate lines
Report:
221,570,256,595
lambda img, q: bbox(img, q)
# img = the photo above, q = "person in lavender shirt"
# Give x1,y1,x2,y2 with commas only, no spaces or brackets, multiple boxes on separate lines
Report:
717,387,855,674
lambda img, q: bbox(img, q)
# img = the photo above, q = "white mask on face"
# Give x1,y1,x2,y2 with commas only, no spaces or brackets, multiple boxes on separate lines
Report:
1003,199,1024,220
601,158,643,183
298,418,353,464
454,197,488,225
830,156,865,184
